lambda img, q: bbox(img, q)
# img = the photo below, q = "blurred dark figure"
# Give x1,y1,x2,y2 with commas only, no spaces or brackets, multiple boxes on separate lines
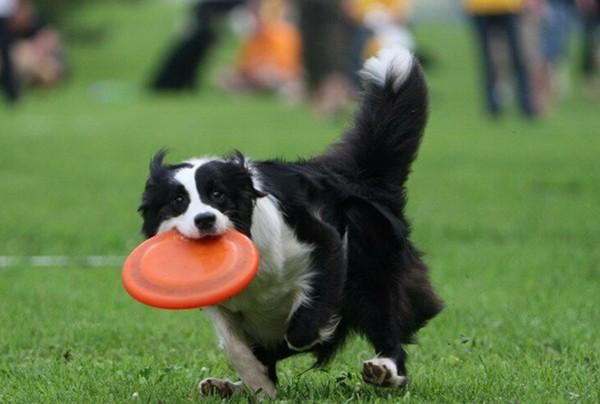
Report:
297,0,353,117
464,0,536,118
0,0,19,103
150,0,246,91
578,0,600,88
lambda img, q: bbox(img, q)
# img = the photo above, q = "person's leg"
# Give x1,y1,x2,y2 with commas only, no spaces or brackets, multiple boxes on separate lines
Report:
593,16,600,76
581,13,600,79
0,17,19,103
349,25,372,90
150,0,245,91
538,1,562,110
504,13,536,117
298,0,353,116
298,0,351,89
471,15,501,117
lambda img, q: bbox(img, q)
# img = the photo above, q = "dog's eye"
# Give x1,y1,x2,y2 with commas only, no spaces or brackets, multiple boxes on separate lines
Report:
211,190,225,201
174,194,186,204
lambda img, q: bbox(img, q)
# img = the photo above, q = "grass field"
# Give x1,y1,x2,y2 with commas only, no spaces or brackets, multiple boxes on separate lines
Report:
1,2,599,403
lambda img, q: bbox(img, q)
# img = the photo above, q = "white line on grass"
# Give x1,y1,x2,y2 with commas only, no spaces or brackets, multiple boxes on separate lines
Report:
0,256,125,268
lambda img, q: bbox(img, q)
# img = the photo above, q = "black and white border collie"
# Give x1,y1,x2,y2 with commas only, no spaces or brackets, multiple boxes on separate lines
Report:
138,47,443,399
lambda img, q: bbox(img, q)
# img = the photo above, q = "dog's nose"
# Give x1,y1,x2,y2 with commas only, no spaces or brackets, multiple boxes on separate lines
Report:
194,213,216,231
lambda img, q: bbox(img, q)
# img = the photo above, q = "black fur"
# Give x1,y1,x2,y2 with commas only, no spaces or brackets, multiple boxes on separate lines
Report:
139,54,443,388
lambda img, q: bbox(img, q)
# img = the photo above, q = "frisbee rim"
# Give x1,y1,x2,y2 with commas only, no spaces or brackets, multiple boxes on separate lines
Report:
122,229,259,309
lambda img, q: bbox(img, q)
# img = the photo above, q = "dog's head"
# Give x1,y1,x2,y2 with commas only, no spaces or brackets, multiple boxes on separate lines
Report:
138,150,265,239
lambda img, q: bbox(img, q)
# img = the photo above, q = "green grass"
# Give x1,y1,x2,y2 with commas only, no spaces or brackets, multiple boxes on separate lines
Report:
1,2,599,402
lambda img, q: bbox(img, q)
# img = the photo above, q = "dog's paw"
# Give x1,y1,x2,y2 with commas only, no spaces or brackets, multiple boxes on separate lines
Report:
362,358,407,388
198,377,242,399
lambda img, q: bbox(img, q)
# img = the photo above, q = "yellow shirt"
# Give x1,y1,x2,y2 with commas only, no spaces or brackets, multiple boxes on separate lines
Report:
348,0,411,22
464,0,524,15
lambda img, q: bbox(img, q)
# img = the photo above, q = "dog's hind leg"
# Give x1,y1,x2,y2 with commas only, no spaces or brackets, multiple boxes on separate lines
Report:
354,267,410,388
343,199,413,388
354,284,408,387
361,340,408,388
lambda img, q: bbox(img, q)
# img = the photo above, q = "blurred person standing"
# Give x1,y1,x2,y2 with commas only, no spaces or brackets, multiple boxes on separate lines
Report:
0,0,19,103
465,0,536,118
577,0,600,94
297,0,353,117
150,0,246,92
535,0,576,112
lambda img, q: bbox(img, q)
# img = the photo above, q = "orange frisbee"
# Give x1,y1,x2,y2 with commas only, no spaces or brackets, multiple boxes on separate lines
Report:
122,229,259,309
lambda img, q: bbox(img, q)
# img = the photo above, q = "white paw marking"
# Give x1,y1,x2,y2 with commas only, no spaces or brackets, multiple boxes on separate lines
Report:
362,357,407,387
360,46,414,91
198,377,242,398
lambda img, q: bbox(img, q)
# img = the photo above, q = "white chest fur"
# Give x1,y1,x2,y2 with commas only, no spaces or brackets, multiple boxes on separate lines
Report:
220,196,314,346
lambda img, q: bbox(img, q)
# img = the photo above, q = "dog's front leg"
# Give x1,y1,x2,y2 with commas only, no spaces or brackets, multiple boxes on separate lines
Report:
285,213,346,351
202,307,277,399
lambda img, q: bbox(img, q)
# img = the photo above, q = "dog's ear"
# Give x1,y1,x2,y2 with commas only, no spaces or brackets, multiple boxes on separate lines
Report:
148,148,169,184
138,149,169,215
148,149,168,181
226,150,268,199
226,149,246,167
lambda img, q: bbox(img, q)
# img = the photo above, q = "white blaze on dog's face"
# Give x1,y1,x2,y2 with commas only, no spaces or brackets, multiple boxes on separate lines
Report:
157,159,233,238
138,151,264,239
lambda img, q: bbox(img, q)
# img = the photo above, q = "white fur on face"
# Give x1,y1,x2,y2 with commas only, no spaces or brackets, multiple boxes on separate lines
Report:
157,158,233,238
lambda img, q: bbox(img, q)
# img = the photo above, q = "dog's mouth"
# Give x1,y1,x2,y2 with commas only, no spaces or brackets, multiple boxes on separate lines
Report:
196,229,223,239
177,227,226,240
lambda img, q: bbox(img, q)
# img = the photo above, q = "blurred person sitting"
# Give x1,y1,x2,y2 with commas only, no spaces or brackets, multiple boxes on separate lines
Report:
0,0,66,93
0,0,18,103
9,0,66,88
577,0,600,95
219,0,302,101
465,0,537,118
344,0,414,89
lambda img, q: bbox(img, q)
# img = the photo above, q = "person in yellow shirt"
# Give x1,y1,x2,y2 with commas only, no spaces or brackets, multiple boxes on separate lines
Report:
465,0,524,14
464,0,536,118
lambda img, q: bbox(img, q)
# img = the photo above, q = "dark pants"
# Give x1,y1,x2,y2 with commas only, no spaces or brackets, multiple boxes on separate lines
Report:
581,12,600,78
0,17,19,103
150,0,244,91
471,13,535,118
297,0,352,91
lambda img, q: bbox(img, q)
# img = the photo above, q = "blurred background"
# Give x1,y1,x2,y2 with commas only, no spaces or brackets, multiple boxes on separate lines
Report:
1,0,598,255
1,0,599,402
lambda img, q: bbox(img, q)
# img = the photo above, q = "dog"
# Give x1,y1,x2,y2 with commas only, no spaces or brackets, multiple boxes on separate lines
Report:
138,47,443,399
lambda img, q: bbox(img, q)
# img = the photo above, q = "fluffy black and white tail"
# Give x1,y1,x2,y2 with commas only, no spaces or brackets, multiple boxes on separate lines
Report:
319,47,428,202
